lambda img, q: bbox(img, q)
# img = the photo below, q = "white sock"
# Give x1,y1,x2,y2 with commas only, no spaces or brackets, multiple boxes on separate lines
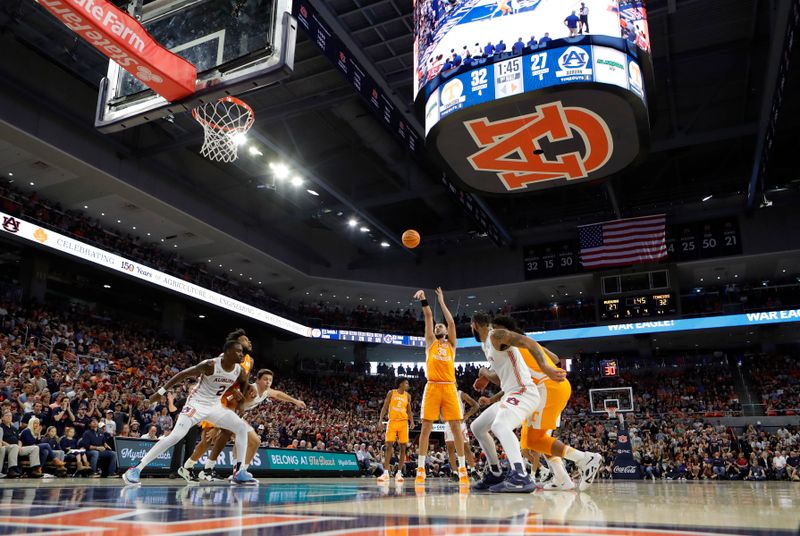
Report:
457,455,466,469
240,463,249,472
205,459,216,470
418,455,426,469
563,446,588,464
549,457,571,484
183,458,196,469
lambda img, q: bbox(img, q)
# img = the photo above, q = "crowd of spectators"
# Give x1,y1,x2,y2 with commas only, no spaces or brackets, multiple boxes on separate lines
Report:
681,279,800,317
0,297,798,482
744,355,800,416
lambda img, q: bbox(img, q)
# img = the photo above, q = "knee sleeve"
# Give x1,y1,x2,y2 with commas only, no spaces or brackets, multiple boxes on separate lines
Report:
525,429,557,456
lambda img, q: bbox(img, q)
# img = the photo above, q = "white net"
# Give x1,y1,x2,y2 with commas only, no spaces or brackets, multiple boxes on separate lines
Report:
192,96,255,162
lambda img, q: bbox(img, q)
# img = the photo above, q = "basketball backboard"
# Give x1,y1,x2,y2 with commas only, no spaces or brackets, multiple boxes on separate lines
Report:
95,0,296,132
589,387,634,414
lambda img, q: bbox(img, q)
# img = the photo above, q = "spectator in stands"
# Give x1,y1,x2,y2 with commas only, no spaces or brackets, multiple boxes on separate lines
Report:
1,409,42,478
142,425,159,440
82,418,117,478
20,417,64,474
60,426,90,473
745,462,766,481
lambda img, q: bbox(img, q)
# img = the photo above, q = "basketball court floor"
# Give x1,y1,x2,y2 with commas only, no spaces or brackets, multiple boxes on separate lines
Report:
0,479,796,535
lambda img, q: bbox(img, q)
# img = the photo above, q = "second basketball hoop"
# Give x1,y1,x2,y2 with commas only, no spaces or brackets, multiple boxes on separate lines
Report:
192,96,255,163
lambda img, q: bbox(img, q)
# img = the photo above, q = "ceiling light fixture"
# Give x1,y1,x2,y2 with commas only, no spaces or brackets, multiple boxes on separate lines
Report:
198,315,205,319
7,173,12,177
101,212,105,216
248,146,263,156
359,226,370,233
290,176,303,187
702,195,713,202
307,189,319,196
270,162,290,180
83,205,88,209
348,218,358,228
380,241,390,248
232,133,248,146
29,182,35,186
103,284,111,289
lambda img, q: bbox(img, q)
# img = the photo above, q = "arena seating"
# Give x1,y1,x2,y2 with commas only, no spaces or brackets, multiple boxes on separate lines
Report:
2,298,798,480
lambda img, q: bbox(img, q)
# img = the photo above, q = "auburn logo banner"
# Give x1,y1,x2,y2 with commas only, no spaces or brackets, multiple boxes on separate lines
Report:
465,101,613,191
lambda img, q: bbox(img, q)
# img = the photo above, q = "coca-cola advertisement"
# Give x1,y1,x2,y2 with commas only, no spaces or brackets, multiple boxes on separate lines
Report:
612,424,641,480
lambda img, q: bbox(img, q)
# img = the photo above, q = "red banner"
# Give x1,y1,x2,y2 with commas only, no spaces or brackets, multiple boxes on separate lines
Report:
37,0,197,102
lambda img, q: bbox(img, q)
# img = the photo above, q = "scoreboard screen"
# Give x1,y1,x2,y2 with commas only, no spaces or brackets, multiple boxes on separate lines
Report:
600,293,676,321
413,0,650,98
600,360,619,377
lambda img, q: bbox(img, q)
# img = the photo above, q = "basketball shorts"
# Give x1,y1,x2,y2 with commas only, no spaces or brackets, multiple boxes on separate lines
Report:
421,382,462,421
386,421,410,444
179,402,244,431
497,387,539,429
444,421,468,443
521,379,572,450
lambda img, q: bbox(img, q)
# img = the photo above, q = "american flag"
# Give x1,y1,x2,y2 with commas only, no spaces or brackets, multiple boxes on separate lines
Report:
578,214,667,269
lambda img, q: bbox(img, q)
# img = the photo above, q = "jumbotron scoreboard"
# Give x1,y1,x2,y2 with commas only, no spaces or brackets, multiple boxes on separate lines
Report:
414,0,653,194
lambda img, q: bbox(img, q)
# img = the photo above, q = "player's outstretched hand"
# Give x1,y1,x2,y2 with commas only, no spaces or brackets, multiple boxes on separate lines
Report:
295,400,307,409
435,287,445,302
478,396,492,406
413,290,426,301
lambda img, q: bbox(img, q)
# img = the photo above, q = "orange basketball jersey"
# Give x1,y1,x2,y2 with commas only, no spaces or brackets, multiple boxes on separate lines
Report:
426,340,456,383
519,347,557,383
388,389,410,421
221,353,254,409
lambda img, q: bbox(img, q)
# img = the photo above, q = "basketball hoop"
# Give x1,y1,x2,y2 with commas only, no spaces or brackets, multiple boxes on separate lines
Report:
192,96,255,162
606,406,618,420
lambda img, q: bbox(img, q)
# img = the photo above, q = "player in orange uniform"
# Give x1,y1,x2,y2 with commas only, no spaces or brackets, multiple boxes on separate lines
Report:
490,316,601,490
181,329,254,481
413,287,469,487
377,378,414,483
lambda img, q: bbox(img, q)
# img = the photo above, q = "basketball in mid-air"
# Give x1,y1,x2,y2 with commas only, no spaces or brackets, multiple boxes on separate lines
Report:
402,229,421,249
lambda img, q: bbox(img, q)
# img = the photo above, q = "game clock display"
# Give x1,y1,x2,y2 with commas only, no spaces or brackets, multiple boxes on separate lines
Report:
600,293,676,321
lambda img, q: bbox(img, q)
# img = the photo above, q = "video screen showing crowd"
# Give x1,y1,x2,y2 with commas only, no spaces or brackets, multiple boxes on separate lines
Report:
413,0,650,96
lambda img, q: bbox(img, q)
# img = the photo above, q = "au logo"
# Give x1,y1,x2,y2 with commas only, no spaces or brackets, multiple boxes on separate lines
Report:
33,228,48,243
465,101,613,190
559,47,589,70
2,216,20,233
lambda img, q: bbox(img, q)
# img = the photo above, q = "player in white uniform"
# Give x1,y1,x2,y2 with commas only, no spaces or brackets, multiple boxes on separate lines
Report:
469,312,566,492
122,339,255,485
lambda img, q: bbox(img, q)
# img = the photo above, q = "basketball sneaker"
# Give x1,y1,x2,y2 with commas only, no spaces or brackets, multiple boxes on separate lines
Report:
232,469,257,486
576,453,602,491
395,471,404,483
377,472,389,484
122,467,141,485
543,478,576,491
472,468,506,490
414,467,426,485
489,471,536,493
177,466,199,483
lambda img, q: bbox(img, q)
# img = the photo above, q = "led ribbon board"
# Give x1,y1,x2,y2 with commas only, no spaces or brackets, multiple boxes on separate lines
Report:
415,0,652,194
0,212,309,337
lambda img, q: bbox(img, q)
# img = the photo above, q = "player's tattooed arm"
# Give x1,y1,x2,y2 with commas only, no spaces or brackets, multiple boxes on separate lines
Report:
150,360,214,403
461,392,481,419
541,345,560,365
490,329,566,382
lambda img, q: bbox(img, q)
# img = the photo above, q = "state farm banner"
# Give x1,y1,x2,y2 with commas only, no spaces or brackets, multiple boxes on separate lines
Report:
36,0,196,101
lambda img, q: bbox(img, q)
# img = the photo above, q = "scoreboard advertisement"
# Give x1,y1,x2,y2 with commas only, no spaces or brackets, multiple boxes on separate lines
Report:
523,218,743,280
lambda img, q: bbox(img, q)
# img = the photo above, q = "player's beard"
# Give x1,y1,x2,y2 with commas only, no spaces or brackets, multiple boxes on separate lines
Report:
435,332,445,340
472,327,481,343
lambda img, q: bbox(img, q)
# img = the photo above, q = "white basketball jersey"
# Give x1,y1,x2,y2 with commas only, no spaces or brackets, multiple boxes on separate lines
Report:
481,329,535,394
242,385,270,410
188,357,241,407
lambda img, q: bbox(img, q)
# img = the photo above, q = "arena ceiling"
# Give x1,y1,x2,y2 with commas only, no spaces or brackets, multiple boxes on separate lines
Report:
0,0,799,303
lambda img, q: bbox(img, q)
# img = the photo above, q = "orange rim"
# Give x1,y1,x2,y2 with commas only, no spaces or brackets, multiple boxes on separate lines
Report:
192,96,255,133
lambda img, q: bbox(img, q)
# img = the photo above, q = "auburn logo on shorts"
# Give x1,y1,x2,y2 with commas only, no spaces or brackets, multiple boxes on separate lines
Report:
464,101,613,191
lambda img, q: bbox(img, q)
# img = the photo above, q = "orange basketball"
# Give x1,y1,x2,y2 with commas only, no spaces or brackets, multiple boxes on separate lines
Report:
402,229,421,249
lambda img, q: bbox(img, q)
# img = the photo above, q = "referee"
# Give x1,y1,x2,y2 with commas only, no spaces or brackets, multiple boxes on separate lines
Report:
579,3,590,34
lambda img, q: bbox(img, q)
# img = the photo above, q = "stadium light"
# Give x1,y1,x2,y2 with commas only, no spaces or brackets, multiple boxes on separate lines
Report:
702,195,713,202
307,189,319,196
270,162,290,180
359,226,370,233
232,133,248,146
248,146,263,156
348,218,358,228
290,176,303,187
380,241,390,248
